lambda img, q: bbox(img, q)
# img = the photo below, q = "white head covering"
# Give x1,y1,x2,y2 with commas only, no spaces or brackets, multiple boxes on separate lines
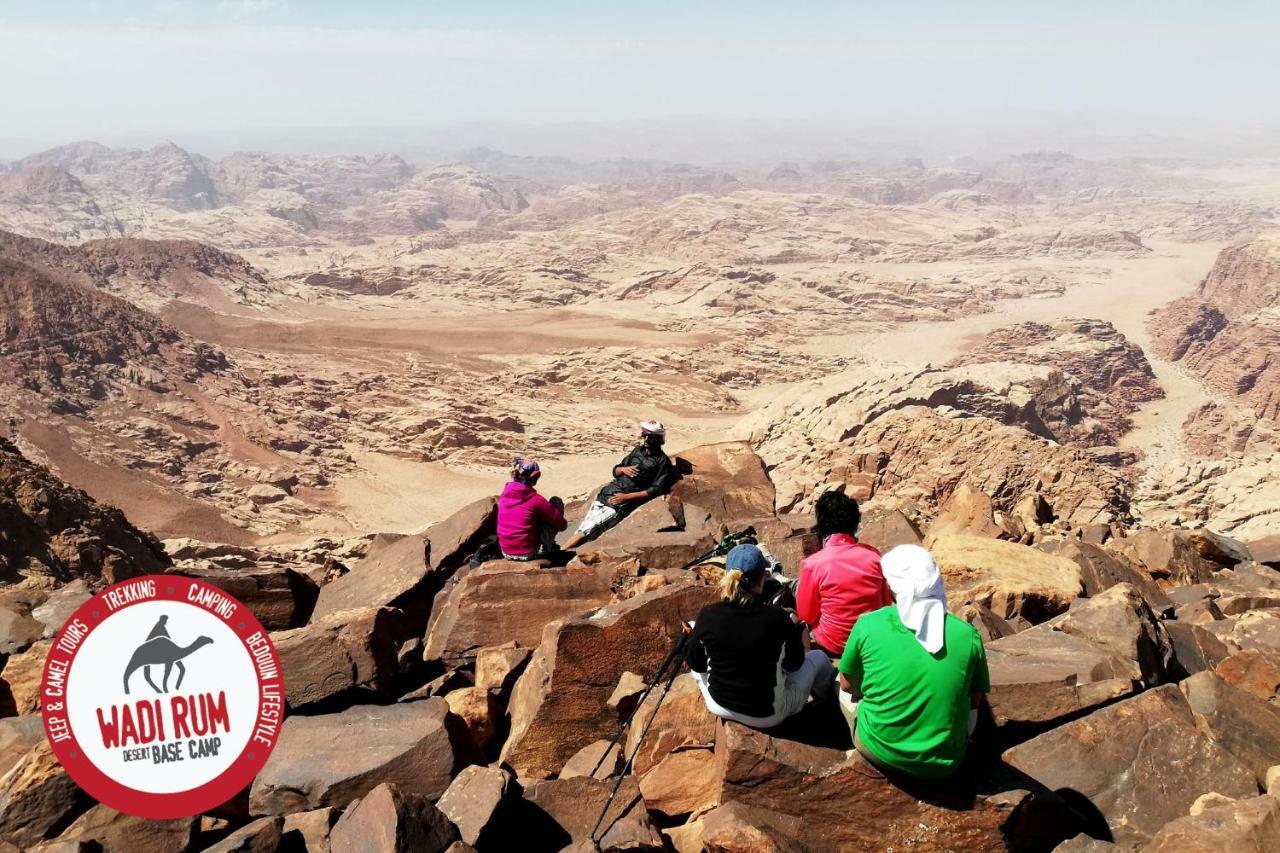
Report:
881,544,949,654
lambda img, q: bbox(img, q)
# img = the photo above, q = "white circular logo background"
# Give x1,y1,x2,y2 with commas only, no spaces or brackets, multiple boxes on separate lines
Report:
65,599,261,794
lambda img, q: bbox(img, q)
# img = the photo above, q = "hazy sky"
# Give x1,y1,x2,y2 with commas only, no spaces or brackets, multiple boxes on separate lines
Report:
2,1,1279,153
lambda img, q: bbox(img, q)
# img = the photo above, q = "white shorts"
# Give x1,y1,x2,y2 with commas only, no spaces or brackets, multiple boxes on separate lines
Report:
575,500,622,541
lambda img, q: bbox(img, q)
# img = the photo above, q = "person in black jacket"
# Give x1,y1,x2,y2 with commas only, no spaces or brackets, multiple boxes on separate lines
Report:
689,544,834,728
563,420,674,549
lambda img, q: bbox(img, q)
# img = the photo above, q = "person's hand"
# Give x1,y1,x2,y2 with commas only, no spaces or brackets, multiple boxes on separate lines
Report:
607,493,630,507
616,465,639,477
800,630,812,653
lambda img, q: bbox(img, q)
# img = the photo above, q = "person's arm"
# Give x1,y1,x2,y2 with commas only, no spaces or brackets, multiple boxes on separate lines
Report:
612,452,637,479
645,455,674,498
687,617,709,674
780,611,804,673
795,558,821,629
969,632,991,737
837,624,864,696
534,493,568,531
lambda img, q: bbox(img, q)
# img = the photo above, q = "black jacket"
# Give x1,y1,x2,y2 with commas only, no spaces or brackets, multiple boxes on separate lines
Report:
596,445,673,514
688,598,804,719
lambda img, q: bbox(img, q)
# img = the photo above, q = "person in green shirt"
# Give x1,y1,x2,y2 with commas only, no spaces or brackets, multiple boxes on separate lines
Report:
837,543,990,779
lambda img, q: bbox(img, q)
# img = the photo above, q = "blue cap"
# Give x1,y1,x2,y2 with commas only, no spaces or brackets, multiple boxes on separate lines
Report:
725,543,768,578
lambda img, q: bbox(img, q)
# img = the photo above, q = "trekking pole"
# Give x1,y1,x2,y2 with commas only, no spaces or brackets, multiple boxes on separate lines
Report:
586,626,687,779
590,628,691,843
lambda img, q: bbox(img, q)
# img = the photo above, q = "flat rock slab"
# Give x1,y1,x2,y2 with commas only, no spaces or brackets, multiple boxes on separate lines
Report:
930,535,1083,624
522,776,663,853
1141,794,1280,852
436,765,511,847
250,698,471,815
1179,670,1280,786
667,441,776,527
715,721,1043,852
1003,685,1257,848
273,606,402,709
167,563,318,630
501,582,715,778
0,741,85,849
52,805,196,853
424,561,615,663
329,783,458,853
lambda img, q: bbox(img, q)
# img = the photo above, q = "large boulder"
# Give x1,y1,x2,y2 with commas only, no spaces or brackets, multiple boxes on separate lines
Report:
1048,584,1175,686
1045,540,1172,612
203,816,283,853
855,506,923,553
51,806,196,853
624,672,717,776
520,776,663,852
423,561,615,664
250,698,473,815
312,496,496,622
1141,795,1280,852
166,563,318,630
0,741,86,848
929,535,1084,623
501,582,715,778
1179,670,1280,787
0,716,45,778
1003,686,1257,847
0,640,52,716
328,783,459,853
1215,647,1280,704
639,748,718,819
928,484,1011,541
274,607,403,709
715,721,1050,851
436,765,511,848
1106,528,1248,586
667,441,776,526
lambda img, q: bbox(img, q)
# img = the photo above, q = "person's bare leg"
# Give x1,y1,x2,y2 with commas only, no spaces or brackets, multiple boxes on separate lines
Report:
563,531,586,550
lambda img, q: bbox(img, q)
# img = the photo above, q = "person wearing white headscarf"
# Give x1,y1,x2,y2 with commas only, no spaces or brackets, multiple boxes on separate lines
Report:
835,544,990,780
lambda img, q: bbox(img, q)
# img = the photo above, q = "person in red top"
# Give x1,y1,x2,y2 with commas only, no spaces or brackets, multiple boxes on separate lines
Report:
796,491,891,658
497,457,567,560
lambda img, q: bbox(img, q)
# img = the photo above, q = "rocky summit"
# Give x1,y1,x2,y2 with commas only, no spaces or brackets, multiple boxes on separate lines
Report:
0,134,1277,851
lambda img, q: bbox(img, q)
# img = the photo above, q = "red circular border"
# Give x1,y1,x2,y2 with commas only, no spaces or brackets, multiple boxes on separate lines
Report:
40,575,284,820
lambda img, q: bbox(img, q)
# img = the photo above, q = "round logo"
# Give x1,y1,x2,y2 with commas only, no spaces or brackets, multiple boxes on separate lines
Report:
40,576,284,819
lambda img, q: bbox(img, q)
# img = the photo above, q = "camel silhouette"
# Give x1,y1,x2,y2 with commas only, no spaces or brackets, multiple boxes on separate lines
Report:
123,616,213,695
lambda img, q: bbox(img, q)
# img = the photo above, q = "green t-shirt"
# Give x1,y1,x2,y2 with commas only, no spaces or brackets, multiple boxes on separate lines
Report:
839,606,990,779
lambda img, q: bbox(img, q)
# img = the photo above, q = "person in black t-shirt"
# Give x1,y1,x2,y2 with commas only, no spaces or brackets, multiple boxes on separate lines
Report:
563,420,674,549
689,544,834,728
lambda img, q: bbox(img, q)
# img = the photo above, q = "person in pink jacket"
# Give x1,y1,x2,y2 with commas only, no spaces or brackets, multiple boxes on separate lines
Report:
796,490,892,658
497,457,567,560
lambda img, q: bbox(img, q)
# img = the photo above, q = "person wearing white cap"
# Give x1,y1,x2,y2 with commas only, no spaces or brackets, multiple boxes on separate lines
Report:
563,420,674,550
836,544,990,779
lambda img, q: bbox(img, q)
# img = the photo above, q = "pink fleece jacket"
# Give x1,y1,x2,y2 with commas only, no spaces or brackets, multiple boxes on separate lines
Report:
796,533,891,655
497,481,567,556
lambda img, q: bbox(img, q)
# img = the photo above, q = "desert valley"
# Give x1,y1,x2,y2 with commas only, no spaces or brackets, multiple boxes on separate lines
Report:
1,135,1280,851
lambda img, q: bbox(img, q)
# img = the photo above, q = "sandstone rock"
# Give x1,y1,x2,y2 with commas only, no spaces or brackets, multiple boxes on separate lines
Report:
607,671,646,721
0,639,51,716
1050,584,1174,686
929,535,1083,623
716,721,1045,851
698,800,808,852
29,581,91,638
313,496,496,622
1179,671,1280,786
928,484,1010,541
0,715,45,777
250,698,471,815
1166,621,1232,678
474,642,531,694
1046,540,1172,612
436,765,510,847
1215,647,1280,704
424,560,615,664
624,672,717,777
1188,791,1236,817
0,741,84,849
0,596,42,655
1142,794,1280,852
274,606,402,709
639,748,718,819
855,506,923,553
954,602,1018,642
1107,528,1245,585
502,583,714,777
281,808,339,853
204,816,283,852
522,776,663,852
561,740,621,781
167,563,318,629
54,806,196,853
329,783,458,853
1003,685,1257,847
1268,765,1280,796
444,687,499,754
667,441,776,526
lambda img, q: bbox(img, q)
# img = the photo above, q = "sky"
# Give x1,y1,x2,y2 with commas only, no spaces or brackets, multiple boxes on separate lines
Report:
1,2,1279,159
